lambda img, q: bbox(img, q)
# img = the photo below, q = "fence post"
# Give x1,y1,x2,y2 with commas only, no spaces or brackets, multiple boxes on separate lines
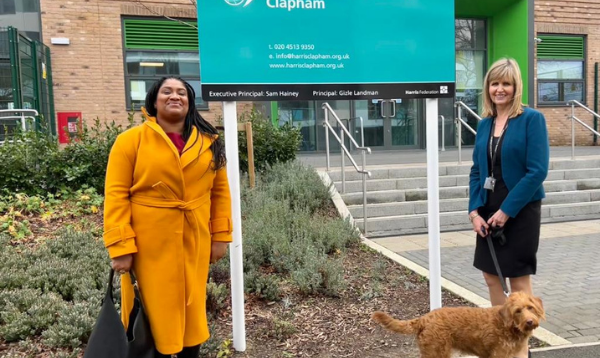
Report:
44,45,56,136
245,122,255,188
8,27,22,109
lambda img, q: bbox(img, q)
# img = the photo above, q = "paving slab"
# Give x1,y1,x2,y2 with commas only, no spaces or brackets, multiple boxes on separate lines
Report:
533,343,600,358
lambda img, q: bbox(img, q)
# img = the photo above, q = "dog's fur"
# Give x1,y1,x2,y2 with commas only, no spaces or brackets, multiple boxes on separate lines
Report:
372,291,545,358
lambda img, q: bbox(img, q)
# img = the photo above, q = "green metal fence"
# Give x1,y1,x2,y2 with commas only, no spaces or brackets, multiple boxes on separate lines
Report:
0,26,55,138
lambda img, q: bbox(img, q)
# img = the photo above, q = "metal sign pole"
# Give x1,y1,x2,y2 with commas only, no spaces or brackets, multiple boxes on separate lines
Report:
425,98,442,310
223,101,246,351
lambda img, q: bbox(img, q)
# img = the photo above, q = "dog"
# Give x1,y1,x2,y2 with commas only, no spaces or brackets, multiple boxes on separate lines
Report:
372,291,545,358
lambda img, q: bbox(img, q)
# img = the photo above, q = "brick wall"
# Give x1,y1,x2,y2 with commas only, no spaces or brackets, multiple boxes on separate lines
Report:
39,0,252,127
535,1,600,146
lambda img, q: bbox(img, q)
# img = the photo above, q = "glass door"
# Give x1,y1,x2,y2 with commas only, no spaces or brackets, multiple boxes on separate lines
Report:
352,99,422,149
390,99,420,147
353,100,384,148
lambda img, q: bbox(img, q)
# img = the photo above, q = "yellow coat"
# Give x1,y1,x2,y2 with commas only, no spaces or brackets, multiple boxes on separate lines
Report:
103,112,232,354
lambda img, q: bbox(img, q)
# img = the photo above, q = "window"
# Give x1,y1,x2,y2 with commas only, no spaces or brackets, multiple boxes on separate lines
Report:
21,0,40,12
122,18,207,110
455,19,487,146
0,0,16,14
537,35,585,105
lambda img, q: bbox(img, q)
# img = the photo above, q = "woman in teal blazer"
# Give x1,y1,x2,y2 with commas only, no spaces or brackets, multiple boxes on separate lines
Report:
468,58,549,358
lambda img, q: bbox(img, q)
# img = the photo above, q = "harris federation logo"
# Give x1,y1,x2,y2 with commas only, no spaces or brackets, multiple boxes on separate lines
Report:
224,0,253,6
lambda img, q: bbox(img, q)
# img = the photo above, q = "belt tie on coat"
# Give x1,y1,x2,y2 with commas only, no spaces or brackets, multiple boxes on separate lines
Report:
131,182,211,306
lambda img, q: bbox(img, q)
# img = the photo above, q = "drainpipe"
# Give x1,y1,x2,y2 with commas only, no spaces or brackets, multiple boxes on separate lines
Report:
594,62,598,145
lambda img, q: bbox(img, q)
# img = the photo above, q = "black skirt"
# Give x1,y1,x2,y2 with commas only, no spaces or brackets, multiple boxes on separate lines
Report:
473,136,542,278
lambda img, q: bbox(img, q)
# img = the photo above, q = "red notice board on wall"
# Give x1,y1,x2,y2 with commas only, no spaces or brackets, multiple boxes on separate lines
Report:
57,112,82,144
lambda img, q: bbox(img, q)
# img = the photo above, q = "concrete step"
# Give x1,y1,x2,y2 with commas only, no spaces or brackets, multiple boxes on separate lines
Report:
327,158,600,182
349,189,600,219
327,164,472,181
341,181,600,206
334,175,470,193
357,201,600,237
549,158,600,170
342,186,470,205
350,198,468,218
334,168,600,194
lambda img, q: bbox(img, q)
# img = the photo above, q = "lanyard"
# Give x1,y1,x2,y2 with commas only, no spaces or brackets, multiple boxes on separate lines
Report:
488,118,509,178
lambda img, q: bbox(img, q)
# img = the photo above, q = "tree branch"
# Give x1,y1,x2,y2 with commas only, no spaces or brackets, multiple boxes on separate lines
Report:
132,0,198,30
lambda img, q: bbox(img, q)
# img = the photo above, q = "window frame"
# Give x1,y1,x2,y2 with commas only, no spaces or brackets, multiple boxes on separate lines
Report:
536,34,586,107
121,17,208,111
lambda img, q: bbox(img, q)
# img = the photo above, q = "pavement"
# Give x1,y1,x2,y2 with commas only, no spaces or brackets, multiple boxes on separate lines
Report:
533,343,600,358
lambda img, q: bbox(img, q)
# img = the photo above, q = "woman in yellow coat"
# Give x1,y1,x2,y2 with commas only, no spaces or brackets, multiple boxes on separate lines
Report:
103,77,232,357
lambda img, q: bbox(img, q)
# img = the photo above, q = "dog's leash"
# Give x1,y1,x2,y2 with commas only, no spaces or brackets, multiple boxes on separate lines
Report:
484,228,511,298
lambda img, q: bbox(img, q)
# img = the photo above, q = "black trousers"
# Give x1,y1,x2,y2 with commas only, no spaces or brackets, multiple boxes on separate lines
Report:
155,344,200,358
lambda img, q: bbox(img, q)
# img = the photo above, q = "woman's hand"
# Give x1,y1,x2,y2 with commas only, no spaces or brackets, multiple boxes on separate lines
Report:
210,242,229,264
472,214,489,237
111,254,133,274
487,209,509,228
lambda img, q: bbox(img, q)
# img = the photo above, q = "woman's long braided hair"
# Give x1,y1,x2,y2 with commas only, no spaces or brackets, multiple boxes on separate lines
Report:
145,77,226,170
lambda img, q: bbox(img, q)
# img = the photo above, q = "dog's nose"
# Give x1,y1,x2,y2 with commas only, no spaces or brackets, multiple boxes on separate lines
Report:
526,319,534,327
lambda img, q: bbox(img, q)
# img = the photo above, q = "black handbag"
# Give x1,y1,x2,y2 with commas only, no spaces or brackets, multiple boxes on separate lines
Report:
84,269,156,358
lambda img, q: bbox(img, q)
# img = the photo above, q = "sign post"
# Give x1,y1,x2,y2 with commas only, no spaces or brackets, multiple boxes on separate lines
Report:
198,0,455,349
222,102,246,351
426,98,442,310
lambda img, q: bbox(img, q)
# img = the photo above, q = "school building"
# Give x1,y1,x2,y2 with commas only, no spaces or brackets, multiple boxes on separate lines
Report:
0,0,597,148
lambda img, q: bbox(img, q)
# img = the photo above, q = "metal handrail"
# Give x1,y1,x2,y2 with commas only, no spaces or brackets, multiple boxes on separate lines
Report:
455,101,481,164
568,100,600,160
323,102,371,235
0,109,40,144
440,115,445,152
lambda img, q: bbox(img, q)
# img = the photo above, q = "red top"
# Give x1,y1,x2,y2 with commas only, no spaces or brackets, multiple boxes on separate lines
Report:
166,133,186,155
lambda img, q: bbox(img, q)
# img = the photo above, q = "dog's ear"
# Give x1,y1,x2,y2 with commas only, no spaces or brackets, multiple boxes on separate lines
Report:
499,302,514,328
532,296,546,321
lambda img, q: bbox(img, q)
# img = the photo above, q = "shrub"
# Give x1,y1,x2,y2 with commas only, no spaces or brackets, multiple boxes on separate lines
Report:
0,114,138,195
244,272,280,301
237,109,302,173
268,318,297,341
239,162,357,298
0,289,65,342
206,281,229,316
260,161,332,215
0,230,108,347
41,301,99,348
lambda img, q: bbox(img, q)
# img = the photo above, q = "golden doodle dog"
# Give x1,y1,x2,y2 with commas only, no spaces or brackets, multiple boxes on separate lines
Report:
372,291,545,358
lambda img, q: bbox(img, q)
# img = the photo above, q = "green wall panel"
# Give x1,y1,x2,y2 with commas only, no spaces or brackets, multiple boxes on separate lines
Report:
456,0,521,18
489,0,529,104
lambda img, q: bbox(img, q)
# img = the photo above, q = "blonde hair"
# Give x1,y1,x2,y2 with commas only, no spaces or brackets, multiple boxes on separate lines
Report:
481,58,524,119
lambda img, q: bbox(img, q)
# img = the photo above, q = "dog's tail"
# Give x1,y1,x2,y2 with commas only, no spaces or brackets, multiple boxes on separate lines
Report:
371,311,420,335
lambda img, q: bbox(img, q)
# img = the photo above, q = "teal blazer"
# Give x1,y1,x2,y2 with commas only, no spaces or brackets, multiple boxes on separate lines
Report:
468,107,550,218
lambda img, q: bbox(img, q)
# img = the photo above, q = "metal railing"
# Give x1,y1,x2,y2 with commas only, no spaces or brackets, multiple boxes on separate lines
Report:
455,101,481,164
440,115,445,152
568,100,600,160
0,109,40,144
323,103,372,234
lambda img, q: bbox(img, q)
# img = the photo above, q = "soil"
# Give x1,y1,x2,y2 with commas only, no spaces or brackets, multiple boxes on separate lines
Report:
208,244,546,358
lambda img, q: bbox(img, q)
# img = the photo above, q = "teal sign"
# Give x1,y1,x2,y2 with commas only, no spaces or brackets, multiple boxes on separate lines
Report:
198,0,455,101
